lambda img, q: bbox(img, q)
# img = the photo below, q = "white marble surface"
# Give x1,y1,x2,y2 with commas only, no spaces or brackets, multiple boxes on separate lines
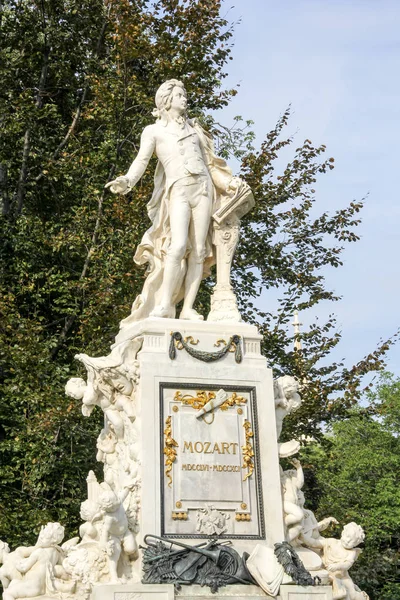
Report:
113,316,261,348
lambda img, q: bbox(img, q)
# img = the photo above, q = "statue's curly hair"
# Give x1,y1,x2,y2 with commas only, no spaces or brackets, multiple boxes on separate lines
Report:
152,79,186,119
342,522,365,547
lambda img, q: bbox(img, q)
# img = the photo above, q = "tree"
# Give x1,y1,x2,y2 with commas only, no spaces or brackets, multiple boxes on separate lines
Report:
0,0,236,545
0,0,394,549
301,373,400,600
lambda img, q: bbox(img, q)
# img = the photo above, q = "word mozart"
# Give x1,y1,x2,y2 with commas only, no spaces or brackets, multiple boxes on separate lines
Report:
182,463,241,472
182,441,239,455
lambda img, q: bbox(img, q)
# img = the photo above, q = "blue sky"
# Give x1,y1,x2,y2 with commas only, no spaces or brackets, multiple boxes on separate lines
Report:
218,0,400,375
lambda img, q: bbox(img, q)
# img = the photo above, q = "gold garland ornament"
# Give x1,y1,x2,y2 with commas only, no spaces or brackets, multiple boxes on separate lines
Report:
242,420,255,481
164,416,178,488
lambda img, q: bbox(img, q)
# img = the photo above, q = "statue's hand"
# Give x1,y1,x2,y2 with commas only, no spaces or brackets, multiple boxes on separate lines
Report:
226,176,242,196
81,405,94,417
105,176,130,194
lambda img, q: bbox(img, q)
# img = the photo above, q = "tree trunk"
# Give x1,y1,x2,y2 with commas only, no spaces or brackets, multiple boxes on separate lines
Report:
13,45,50,216
0,164,9,216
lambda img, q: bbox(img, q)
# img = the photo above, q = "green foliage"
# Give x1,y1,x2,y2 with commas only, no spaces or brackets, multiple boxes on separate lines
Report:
0,0,236,547
301,374,400,600
0,0,395,573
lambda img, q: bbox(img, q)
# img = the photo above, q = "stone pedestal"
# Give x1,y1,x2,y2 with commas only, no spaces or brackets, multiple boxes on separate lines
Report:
176,584,267,599
91,583,334,600
279,585,333,600
91,583,174,600
112,317,284,554
91,583,267,600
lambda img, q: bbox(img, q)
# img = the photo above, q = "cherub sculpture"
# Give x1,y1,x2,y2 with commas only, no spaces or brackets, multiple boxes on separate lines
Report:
1,523,74,600
0,541,24,591
93,482,139,582
65,376,126,439
196,505,229,536
280,458,305,543
304,522,369,600
297,490,338,547
274,375,302,457
79,500,102,543
96,429,119,490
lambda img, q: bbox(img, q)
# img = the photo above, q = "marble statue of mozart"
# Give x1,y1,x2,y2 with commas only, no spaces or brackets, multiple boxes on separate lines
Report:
106,79,245,324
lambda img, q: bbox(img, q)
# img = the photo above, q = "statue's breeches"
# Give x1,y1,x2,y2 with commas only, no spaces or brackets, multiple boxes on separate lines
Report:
167,175,213,263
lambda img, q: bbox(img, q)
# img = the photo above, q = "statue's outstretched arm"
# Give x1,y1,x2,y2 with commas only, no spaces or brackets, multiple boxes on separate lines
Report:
106,126,156,195
304,534,324,550
290,458,304,490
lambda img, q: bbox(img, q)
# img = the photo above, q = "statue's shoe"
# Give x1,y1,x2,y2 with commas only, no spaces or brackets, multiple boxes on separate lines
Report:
150,305,175,318
180,308,204,321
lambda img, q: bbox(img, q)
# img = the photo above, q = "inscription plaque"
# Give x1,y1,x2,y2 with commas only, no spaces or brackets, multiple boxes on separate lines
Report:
160,383,265,539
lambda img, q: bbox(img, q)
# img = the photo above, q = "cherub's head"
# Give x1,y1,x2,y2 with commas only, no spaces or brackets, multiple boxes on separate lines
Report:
153,79,187,121
281,375,300,397
98,491,120,513
37,522,64,548
0,540,10,563
103,369,133,396
65,377,86,400
281,376,301,410
340,522,365,549
80,499,99,522
96,430,117,454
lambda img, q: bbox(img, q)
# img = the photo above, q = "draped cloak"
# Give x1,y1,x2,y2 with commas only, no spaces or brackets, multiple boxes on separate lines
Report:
119,120,233,327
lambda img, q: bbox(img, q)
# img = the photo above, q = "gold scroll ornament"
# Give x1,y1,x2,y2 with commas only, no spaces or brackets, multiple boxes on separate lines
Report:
173,390,247,411
164,416,178,488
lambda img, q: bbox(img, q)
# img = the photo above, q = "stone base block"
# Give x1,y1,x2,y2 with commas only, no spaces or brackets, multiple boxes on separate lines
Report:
176,584,268,599
279,585,333,600
90,582,335,600
91,583,174,600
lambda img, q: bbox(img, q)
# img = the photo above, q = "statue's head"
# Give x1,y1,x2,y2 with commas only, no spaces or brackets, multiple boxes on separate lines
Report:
341,522,365,549
280,375,300,396
103,368,133,396
96,429,117,453
37,522,64,548
65,377,86,400
280,376,302,410
98,490,120,513
80,499,99,522
153,79,187,121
